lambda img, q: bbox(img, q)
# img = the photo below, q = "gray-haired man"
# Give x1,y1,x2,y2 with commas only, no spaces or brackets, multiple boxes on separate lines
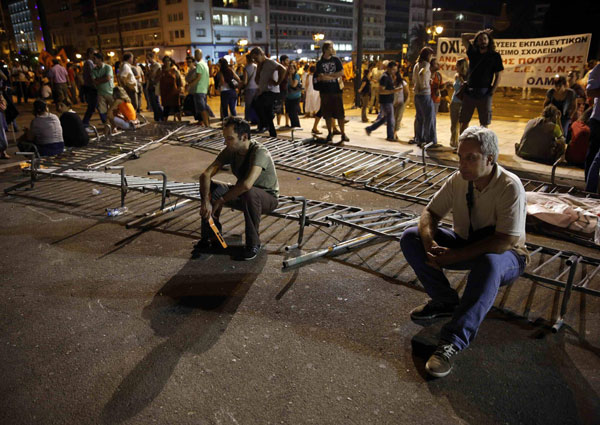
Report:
400,126,528,378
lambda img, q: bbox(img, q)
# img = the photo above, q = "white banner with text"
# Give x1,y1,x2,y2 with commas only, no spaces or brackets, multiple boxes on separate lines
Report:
436,33,591,88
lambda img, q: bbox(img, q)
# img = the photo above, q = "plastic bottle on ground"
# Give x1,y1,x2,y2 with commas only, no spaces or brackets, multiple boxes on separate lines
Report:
106,206,128,217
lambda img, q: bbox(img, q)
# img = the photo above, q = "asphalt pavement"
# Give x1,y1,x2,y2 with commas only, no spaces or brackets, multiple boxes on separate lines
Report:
0,94,599,424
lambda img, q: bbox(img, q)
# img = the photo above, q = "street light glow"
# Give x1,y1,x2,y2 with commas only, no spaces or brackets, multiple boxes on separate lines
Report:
435,26,444,34
75,53,82,59
238,38,248,47
153,47,160,53
107,51,115,57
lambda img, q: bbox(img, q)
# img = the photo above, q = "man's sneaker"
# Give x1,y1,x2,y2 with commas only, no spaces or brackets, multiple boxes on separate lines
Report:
332,129,342,135
365,128,372,136
340,134,349,142
326,133,333,142
410,300,457,321
425,342,459,378
238,245,261,261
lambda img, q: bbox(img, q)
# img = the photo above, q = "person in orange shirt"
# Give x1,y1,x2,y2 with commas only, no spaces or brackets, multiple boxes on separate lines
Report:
107,86,139,131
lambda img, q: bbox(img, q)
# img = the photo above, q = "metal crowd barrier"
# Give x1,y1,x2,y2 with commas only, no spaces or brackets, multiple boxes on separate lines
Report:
182,133,598,205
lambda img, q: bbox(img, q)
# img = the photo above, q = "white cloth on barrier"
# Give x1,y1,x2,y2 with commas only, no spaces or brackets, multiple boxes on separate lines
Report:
526,192,600,233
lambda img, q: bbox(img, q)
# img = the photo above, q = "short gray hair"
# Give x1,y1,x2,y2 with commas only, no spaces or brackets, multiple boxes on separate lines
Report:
458,126,499,163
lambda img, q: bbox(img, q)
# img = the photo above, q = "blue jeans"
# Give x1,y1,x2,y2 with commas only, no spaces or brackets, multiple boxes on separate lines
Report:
147,86,163,121
413,94,437,144
244,88,259,124
400,226,525,350
220,89,237,120
584,118,600,192
366,102,394,139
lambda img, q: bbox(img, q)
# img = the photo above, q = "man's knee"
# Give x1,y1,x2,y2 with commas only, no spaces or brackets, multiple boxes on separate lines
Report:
400,226,420,251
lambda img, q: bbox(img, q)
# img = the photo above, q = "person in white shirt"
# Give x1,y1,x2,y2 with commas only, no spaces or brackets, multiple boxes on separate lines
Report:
411,47,437,146
119,52,139,111
400,126,527,378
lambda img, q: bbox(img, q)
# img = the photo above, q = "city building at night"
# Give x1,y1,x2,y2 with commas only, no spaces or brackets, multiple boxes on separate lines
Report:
6,0,43,53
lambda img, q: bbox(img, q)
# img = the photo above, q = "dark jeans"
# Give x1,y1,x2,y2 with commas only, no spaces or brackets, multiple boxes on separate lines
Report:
400,226,525,350
201,181,278,247
366,102,394,139
220,89,237,120
82,86,98,126
15,81,28,103
285,97,301,128
255,91,277,137
147,85,163,121
584,118,600,192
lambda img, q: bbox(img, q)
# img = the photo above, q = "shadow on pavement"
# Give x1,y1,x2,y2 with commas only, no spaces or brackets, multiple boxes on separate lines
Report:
410,310,600,424
100,249,267,424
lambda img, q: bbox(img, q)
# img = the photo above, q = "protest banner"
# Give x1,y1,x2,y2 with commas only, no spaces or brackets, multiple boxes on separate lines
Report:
436,33,591,88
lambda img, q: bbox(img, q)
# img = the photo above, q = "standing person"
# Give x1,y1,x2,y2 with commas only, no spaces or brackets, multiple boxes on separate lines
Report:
393,67,409,141
459,29,504,132
250,47,286,136
82,48,98,126
304,65,320,118
411,47,437,147
75,65,85,103
146,51,163,121
133,61,144,113
315,41,348,144
66,63,78,105
400,126,527,378
91,52,115,124
450,58,468,149
583,63,600,192
365,61,401,141
276,55,290,128
430,58,443,114
243,53,259,125
198,116,279,261
359,69,371,123
285,62,302,128
11,61,30,104
216,57,241,120
118,52,139,112
192,49,211,127
543,75,576,136
368,61,382,115
47,59,70,104
159,56,183,122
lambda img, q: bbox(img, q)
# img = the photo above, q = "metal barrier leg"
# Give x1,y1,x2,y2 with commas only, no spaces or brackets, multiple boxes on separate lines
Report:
552,255,580,333
285,196,307,251
148,171,168,209
106,166,128,208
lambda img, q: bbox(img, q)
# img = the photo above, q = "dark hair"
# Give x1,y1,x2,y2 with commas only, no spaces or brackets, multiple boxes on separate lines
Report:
474,30,496,52
113,86,131,102
387,60,397,68
218,58,235,87
52,59,59,65
33,99,48,116
223,116,251,139
162,55,172,65
320,41,334,60
417,47,434,63
249,47,264,58
93,52,104,61
554,75,567,87
542,104,561,121
123,52,133,62
185,56,194,62
86,47,96,56
280,55,289,63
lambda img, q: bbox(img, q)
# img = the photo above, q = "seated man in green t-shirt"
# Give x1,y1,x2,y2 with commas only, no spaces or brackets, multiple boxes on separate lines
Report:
198,117,279,260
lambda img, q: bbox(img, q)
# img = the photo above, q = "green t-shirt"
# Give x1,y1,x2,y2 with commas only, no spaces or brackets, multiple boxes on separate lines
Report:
216,141,279,197
195,60,210,94
92,63,114,96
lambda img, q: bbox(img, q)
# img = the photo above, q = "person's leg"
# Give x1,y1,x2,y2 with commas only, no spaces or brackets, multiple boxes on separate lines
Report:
413,94,425,144
287,98,300,128
220,91,228,120
441,251,525,350
459,93,476,134
265,92,277,137
228,90,237,117
428,96,438,144
199,182,231,242
238,187,279,247
477,95,493,127
449,101,461,147
97,94,108,123
82,87,97,125
361,94,369,122
113,116,130,130
384,103,395,140
584,119,600,191
399,226,466,305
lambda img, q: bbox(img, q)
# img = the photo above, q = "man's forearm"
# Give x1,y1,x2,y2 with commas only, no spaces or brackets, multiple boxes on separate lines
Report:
418,209,439,251
221,182,250,203
491,71,502,92
200,173,212,203
449,234,515,264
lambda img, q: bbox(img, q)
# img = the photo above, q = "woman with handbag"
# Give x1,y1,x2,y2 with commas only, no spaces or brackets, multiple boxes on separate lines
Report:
450,58,468,149
217,58,241,120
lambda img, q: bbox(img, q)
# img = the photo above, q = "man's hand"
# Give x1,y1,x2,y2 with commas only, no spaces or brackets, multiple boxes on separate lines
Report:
200,200,212,220
426,245,457,269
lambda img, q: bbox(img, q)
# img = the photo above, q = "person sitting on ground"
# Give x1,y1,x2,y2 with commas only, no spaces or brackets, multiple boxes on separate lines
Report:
566,107,593,167
18,99,64,156
56,101,89,147
107,86,139,131
198,116,279,261
515,104,565,164
544,75,576,135
400,126,527,379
